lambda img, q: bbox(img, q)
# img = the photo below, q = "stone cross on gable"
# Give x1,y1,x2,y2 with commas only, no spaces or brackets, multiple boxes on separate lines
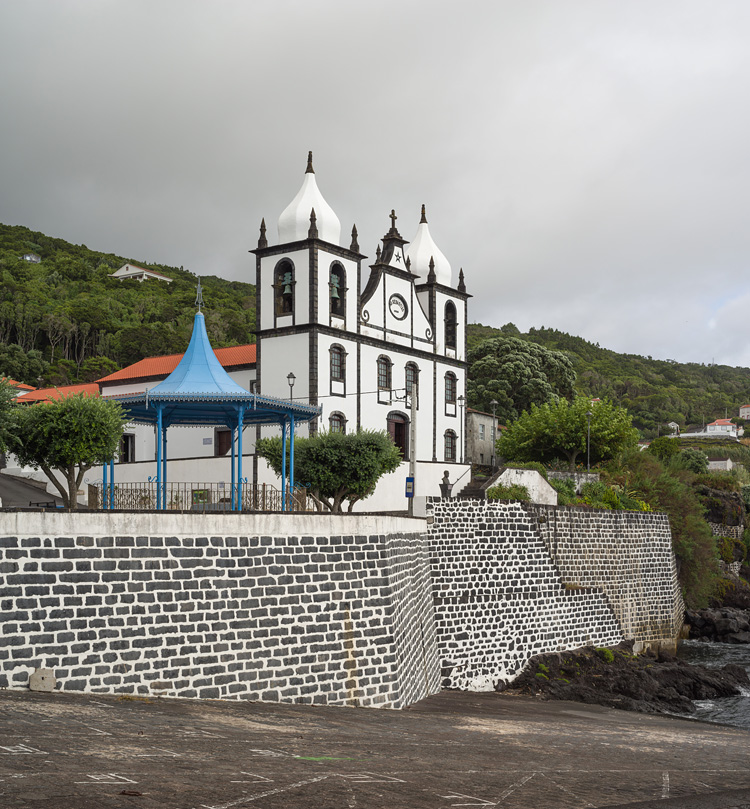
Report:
390,209,397,230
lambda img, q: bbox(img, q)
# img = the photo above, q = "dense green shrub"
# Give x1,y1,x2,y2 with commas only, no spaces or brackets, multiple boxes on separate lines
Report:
486,483,530,502
550,478,577,505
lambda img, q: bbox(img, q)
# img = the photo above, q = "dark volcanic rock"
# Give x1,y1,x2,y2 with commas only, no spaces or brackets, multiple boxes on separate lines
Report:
506,643,749,716
687,606,750,642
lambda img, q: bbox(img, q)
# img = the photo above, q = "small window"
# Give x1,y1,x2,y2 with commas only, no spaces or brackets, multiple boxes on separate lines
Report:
377,356,392,390
479,424,485,440
119,433,135,463
330,263,346,317
330,345,345,381
445,301,457,349
329,412,346,433
445,372,457,404
444,430,457,462
274,260,294,316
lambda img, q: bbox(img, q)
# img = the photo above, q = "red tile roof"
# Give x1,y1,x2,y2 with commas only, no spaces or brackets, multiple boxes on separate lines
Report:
97,344,256,384
17,383,100,402
1,377,35,391
708,419,734,426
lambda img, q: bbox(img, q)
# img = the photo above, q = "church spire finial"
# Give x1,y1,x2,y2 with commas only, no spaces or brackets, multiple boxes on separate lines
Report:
308,208,318,238
427,256,436,283
306,151,314,174
458,267,466,293
376,244,382,262
420,204,427,224
350,224,359,252
258,218,268,249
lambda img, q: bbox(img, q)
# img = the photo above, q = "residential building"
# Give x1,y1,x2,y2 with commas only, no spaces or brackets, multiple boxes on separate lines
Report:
109,263,172,283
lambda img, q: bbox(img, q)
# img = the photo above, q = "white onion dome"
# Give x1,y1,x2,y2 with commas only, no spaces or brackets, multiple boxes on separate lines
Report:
405,205,452,286
277,152,341,245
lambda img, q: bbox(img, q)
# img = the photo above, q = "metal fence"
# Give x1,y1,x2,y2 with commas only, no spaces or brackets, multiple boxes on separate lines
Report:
88,482,311,512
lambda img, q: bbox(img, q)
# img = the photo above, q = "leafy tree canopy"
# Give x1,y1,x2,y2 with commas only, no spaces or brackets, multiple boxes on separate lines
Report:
646,436,681,462
256,430,402,513
0,379,20,454
13,394,127,509
497,396,639,471
467,336,576,422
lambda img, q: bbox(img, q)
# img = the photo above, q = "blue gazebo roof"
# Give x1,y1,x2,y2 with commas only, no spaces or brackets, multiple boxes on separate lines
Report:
105,311,319,427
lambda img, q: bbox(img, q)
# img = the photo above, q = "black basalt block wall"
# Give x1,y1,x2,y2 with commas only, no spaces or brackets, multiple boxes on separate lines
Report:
0,525,441,709
426,499,682,690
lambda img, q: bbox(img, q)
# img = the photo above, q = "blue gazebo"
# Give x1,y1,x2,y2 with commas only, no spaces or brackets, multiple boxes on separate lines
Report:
102,308,319,511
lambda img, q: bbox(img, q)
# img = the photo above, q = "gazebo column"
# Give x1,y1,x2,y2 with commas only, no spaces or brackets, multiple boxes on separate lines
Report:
289,414,295,512
161,425,168,509
231,425,236,511
102,459,108,511
109,458,115,509
156,405,163,510
237,406,244,511
281,420,287,512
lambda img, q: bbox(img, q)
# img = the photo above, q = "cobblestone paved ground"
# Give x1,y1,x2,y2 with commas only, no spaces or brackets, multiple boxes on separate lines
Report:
1,689,749,808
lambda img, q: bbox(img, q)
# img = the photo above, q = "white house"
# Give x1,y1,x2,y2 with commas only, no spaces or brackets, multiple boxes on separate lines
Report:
109,263,172,283
706,418,738,437
740,404,750,420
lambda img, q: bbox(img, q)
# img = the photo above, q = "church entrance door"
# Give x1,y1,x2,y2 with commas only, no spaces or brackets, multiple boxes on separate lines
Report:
387,412,408,458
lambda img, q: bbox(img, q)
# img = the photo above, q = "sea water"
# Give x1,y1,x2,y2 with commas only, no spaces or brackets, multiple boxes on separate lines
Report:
677,640,750,729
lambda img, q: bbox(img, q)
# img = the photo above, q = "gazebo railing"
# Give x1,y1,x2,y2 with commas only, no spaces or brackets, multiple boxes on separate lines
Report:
89,482,311,512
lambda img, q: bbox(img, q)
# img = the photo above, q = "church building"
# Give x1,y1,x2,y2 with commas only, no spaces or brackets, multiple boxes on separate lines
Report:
252,153,470,509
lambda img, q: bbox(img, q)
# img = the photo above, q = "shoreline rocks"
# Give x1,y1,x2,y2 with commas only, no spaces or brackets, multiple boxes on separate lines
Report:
504,642,749,716
686,607,750,643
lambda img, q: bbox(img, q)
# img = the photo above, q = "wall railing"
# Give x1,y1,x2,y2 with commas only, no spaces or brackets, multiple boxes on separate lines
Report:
88,482,311,512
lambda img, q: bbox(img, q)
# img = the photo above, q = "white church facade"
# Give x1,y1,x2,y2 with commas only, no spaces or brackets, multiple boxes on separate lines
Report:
8,154,471,511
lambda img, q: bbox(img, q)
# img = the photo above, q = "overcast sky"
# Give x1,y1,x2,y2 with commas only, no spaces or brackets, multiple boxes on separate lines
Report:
2,1,750,367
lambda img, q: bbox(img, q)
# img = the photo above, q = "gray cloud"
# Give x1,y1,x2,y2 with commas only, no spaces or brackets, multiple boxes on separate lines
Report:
2,0,750,365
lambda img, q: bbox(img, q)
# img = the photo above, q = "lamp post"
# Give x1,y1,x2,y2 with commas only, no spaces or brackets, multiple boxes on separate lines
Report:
490,398,498,468
458,394,465,464
586,410,593,472
287,372,296,400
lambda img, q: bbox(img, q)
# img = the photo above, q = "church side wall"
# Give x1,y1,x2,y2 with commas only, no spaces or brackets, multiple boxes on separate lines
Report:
426,499,682,690
0,512,439,709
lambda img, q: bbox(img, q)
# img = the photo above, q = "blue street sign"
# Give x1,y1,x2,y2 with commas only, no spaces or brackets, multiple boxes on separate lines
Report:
405,476,414,497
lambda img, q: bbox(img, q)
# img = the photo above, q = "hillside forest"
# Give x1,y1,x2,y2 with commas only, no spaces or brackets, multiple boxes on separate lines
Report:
2,222,750,436
0,224,255,387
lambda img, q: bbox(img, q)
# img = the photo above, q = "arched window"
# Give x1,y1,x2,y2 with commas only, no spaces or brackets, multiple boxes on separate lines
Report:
445,301,457,349
387,411,408,457
329,412,346,433
444,430,457,462
274,260,294,316
377,356,392,390
405,362,419,408
330,263,346,317
445,371,457,404
330,344,345,382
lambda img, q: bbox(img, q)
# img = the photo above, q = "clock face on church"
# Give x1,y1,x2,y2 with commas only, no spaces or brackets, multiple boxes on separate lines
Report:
388,294,408,320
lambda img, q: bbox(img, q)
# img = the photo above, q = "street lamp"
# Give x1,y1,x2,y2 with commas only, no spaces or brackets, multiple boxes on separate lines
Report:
490,399,498,468
458,394,466,464
586,410,593,472
287,372,296,400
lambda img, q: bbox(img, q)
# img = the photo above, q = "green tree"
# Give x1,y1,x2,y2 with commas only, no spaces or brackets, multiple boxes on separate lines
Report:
647,436,681,463
14,393,127,510
467,336,576,421
0,379,20,454
497,397,639,471
256,429,402,513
